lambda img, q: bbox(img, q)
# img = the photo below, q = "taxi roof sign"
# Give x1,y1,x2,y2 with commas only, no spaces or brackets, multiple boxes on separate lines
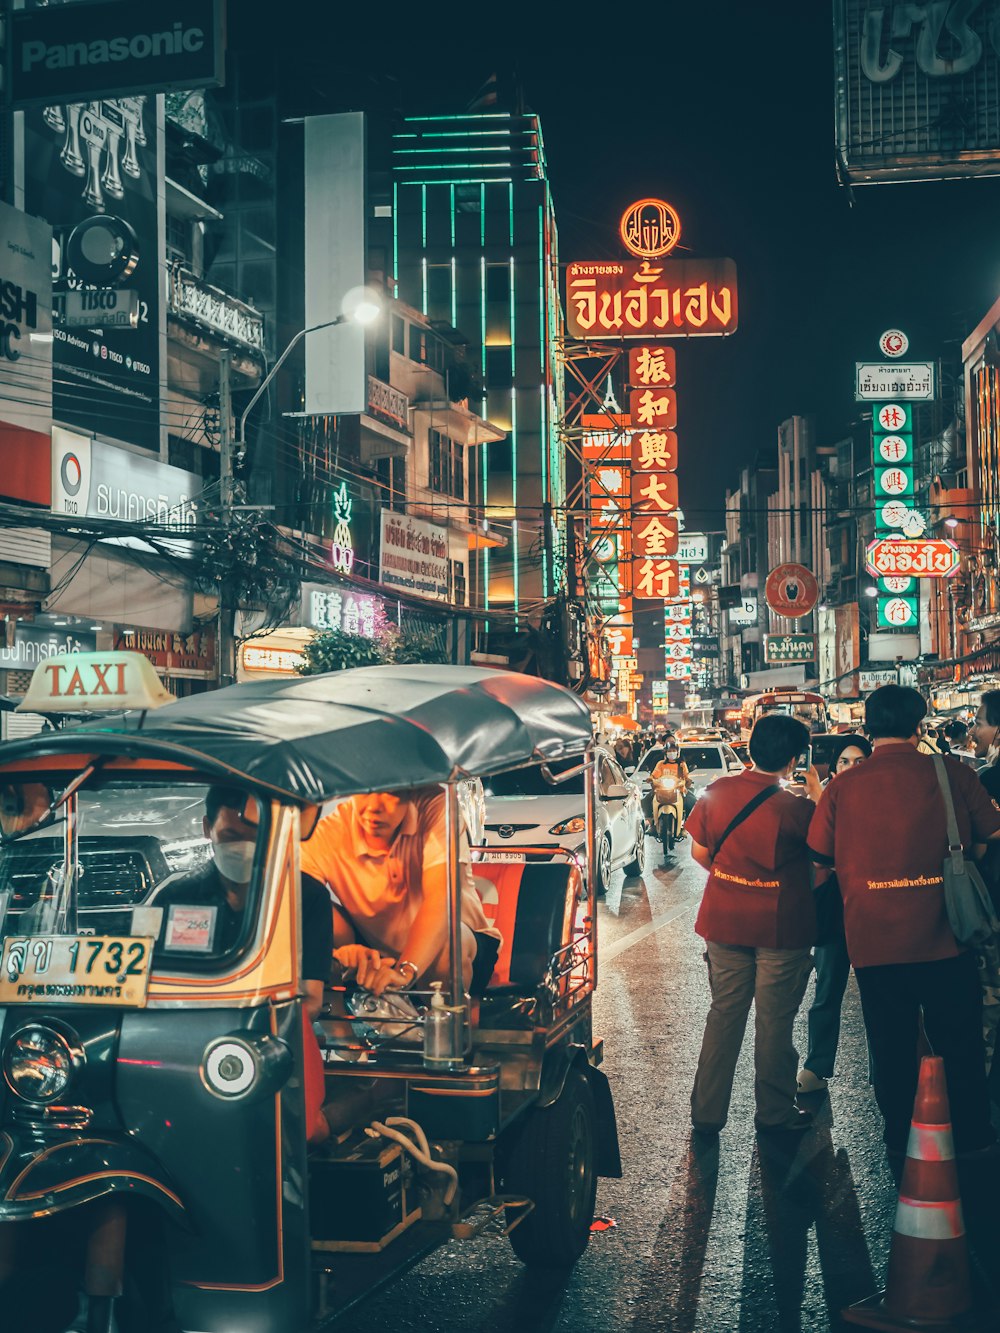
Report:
17,651,173,714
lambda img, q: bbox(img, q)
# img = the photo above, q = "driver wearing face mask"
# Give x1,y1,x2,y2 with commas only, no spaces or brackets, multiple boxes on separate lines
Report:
154,786,336,1146
154,786,333,1017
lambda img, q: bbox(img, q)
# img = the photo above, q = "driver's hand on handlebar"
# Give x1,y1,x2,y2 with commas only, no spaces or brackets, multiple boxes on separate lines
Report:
333,944,386,990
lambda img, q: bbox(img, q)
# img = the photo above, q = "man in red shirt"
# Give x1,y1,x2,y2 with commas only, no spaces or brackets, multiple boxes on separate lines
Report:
687,714,822,1134
808,684,1000,1157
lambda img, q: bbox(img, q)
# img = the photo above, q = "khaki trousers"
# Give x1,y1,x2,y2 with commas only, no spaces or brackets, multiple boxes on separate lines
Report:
691,941,812,1129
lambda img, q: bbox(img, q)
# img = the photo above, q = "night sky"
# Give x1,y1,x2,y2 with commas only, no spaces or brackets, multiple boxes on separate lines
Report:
245,1,1000,530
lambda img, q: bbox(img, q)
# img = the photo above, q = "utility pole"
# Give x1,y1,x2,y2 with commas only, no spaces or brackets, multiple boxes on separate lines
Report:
217,348,236,687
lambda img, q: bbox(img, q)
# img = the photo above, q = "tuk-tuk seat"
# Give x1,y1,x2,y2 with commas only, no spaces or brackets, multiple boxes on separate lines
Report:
474,861,578,991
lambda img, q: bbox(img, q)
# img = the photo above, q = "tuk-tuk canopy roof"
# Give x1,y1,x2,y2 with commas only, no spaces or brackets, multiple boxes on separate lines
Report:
5,666,593,803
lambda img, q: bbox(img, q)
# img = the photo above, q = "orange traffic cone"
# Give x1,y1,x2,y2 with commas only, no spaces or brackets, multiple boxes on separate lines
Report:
844,1055,986,1330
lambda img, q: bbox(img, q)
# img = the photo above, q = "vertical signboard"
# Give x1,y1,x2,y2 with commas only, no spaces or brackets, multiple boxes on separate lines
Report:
304,112,367,416
24,89,164,452
0,201,53,505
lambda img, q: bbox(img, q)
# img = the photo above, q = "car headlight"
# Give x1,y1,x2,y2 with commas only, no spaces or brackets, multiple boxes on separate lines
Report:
4,1025,75,1103
549,815,586,835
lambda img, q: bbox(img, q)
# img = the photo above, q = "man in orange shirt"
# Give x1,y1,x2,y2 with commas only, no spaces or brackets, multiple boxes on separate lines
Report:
303,785,501,997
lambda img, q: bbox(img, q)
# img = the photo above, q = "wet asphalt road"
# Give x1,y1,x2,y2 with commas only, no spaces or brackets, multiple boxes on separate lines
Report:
337,838,1000,1333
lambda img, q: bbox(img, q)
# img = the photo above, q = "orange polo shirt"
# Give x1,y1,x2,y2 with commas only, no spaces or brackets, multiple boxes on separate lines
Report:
687,769,815,949
301,789,499,956
808,743,1000,968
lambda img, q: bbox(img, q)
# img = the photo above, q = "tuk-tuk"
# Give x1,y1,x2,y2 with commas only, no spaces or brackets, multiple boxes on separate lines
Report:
0,654,620,1332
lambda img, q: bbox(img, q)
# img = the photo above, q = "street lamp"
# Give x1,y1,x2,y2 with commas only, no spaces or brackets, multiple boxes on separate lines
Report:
236,287,382,459
945,516,960,530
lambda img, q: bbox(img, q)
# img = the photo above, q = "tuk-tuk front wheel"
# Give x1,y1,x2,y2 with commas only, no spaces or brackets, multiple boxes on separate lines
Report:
502,1071,598,1267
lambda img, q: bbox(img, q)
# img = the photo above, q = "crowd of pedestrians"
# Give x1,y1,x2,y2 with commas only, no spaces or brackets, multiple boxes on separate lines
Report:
686,685,1000,1158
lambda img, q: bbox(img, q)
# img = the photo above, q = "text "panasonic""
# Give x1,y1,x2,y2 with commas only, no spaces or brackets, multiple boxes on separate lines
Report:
21,23,205,73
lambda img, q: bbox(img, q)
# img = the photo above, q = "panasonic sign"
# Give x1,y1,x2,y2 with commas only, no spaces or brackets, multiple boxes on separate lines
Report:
9,0,225,107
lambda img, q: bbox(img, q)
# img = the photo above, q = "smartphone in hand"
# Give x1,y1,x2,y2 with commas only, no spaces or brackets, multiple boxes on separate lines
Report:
793,745,813,780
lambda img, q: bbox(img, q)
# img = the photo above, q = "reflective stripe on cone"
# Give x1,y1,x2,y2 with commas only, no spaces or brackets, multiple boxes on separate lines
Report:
906,1121,955,1163
893,1196,964,1242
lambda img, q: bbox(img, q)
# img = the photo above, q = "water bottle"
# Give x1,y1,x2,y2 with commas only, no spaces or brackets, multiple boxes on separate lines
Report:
423,982,461,1070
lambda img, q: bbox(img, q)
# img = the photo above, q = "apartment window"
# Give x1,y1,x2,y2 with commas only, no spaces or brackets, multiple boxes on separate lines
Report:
451,559,467,606
426,265,451,322
485,346,512,389
391,314,406,355
486,264,510,304
455,185,481,214
166,214,190,266
428,429,464,500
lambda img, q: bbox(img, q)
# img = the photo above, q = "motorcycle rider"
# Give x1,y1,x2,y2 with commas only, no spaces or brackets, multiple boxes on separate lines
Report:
651,739,690,840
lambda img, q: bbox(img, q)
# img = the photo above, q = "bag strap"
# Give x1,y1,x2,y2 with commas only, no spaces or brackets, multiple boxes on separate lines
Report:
931,755,966,874
714,785,780,858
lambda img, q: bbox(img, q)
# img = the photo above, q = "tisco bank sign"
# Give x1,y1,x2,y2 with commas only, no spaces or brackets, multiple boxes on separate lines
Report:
9,0,225,107
51,428,199,533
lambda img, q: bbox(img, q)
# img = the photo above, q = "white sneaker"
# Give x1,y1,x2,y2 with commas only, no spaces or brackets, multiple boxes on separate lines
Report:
796,1068,828,1094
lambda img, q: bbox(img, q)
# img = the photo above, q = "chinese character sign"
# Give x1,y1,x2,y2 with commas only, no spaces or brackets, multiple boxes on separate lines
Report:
631,471,678,513
630,429,678,472
633,512,679,557
629,388,677,430
628,345,676,387
632,558,681,600
566,259,739,339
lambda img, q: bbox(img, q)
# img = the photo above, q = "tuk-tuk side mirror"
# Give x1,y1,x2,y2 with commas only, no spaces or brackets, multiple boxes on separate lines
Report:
299,804,322,840
0,781,54,839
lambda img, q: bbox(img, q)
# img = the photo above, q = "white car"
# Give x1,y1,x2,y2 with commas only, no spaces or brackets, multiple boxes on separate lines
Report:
481,748,646,894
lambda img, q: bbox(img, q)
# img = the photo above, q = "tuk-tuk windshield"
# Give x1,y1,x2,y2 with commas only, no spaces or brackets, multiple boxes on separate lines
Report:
0,778,268,973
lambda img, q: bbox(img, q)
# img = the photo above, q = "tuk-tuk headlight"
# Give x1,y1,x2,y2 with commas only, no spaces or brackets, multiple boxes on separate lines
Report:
203,1040,257,1098
549,815,586,835
201,1033,292,1102
4,1025,75,1103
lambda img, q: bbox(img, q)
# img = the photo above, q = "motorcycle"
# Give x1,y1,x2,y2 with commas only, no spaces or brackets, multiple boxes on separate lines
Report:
652,776,684,859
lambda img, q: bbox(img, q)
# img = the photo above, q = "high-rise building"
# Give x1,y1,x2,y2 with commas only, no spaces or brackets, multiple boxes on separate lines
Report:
391,109,564,616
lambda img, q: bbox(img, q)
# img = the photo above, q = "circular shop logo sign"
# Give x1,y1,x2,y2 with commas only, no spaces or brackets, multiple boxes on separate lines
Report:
879,329,909,358
60,451,83,496
764,562,819,619
619,198,682,260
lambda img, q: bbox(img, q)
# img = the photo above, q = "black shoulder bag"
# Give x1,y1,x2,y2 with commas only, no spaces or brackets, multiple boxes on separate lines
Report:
712,785,780,859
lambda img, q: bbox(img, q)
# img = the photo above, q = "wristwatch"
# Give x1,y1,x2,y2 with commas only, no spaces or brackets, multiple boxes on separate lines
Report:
396,960,419,987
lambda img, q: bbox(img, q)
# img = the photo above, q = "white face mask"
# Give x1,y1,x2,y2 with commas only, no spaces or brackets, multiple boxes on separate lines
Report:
213,839,255,885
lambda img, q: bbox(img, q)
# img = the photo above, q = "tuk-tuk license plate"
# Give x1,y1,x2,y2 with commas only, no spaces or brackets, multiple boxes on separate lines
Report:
0,936,154,1008
481,850,526,863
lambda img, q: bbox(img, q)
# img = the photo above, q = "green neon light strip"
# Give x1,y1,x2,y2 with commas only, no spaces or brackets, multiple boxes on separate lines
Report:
538,205,546,377
421,257,428,316
451,256,457,327
480,184,486,246
403,113,511,122
449,184,456,247
415,130,513,138
508,181,514,247
394,170,514,183
480,256,487,376
393,146,510,155
509,256,516,382
540,381,548,597
511,521,519,625
421,184,427,248
392,180,399,299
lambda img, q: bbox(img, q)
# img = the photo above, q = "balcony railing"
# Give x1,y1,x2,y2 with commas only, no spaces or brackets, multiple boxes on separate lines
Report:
167,263,265,354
